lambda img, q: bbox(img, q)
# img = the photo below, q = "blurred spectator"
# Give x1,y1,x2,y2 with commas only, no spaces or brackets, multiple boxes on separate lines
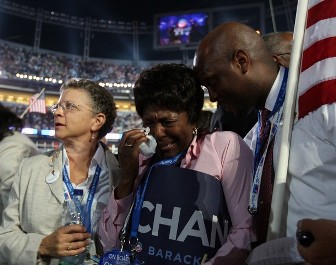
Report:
263,31,293,68
0,103,40,224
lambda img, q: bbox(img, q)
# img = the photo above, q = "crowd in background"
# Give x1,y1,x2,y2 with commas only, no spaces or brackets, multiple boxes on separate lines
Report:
0,41,145,84
0,40,149,135
2,102,143,134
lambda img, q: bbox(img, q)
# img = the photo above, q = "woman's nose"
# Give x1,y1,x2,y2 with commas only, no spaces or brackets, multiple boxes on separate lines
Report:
53,106,64,116
151,123,165,138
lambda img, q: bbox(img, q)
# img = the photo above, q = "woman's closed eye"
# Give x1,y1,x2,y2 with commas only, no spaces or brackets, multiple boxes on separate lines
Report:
143,120,176,129
161,120,176,127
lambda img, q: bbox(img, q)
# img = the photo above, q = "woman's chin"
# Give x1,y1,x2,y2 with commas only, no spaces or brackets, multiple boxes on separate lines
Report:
157,150,172,159
157,149,181,160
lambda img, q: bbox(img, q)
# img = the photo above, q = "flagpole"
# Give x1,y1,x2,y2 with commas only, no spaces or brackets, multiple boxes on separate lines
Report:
268,0,277,32
267,0,309,240
19,88,46,119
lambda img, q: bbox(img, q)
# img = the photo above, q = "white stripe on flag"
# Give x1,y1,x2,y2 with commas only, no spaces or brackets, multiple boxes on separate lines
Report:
297,0,336,119
298,57,336,96
308,0,321,9
303,18,336,50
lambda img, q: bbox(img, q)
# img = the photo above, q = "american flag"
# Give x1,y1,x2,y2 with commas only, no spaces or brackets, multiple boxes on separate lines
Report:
29,91,46,114
297,0,336,119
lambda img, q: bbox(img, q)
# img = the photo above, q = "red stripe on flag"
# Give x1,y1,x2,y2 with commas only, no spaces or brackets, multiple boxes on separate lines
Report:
29,93,46,114
298,79,336,119
298,0,336,119
306,0,336,28
301,36,336,72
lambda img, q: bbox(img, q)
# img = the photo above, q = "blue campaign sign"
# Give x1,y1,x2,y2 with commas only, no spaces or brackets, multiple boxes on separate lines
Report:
128,165,231,265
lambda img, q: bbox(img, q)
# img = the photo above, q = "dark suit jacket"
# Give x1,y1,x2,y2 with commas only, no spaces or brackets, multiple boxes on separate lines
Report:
210,106,258,138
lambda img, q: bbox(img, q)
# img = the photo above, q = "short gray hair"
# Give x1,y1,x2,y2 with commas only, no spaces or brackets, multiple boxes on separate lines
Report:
263,31,293,55
60,78,117,139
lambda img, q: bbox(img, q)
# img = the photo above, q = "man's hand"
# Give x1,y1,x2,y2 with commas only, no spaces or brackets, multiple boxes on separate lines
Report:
297,219,336,265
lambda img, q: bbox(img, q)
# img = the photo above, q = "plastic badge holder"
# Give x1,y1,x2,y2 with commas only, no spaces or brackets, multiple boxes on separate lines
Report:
60,192,88,265
98,249,143,265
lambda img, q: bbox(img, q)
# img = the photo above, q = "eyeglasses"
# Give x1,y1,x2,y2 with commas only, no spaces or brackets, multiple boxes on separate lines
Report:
50,101,96,114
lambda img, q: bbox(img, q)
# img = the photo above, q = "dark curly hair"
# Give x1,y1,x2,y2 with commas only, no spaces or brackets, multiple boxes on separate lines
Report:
0,103,23,141
134,64,204,125
60,78,117,139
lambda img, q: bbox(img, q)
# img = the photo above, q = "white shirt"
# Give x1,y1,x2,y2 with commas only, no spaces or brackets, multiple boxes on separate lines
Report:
63,142,110,235
244,66,336,236
244,66,286,151
283,103,336,236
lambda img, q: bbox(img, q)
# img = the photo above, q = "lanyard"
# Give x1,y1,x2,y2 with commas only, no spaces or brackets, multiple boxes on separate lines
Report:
62,164,101,233
128,151,186,245
249,68,288,214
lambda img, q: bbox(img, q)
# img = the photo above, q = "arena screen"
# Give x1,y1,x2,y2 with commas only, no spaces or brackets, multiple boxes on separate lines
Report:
154,11,210,50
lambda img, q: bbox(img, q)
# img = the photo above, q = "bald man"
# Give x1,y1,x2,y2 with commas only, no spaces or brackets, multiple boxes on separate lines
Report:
194,23,280,116
194,22,281,244
263,31,293,68
194,22,336,254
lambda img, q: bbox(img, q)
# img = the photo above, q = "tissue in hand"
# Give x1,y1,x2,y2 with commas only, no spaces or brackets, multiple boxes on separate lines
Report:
139,133,157,156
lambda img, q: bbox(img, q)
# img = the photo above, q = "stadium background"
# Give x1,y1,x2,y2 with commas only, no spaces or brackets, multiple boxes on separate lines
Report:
0,0,297,152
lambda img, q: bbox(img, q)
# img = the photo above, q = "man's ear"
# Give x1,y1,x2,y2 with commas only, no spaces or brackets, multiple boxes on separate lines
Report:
91,113,106,132
234,49,249,74
273,54,288,67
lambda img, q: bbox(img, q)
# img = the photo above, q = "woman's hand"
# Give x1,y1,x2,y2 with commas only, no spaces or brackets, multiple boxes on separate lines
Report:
38,224,91,258
115,129,148,199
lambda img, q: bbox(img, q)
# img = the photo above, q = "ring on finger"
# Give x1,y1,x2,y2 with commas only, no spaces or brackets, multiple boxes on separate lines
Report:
124,142,133,147
67,244,72,251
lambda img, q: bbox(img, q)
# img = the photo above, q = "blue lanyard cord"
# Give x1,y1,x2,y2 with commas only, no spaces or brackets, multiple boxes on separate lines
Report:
249,68,288,214
129,151,187,242
253,67,288,174
62,164,102,233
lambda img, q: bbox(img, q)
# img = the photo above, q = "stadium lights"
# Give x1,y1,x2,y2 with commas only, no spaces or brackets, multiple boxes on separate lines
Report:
14,72,63,84
13,71,134,90
20,128,122,141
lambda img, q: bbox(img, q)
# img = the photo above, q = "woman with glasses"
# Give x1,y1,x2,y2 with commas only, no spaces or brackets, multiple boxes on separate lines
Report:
99,64,255,265
0,78,120,264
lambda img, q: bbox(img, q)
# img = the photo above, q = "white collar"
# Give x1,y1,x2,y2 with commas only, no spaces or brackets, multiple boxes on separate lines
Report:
265,66,286,111
62,142,106,171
